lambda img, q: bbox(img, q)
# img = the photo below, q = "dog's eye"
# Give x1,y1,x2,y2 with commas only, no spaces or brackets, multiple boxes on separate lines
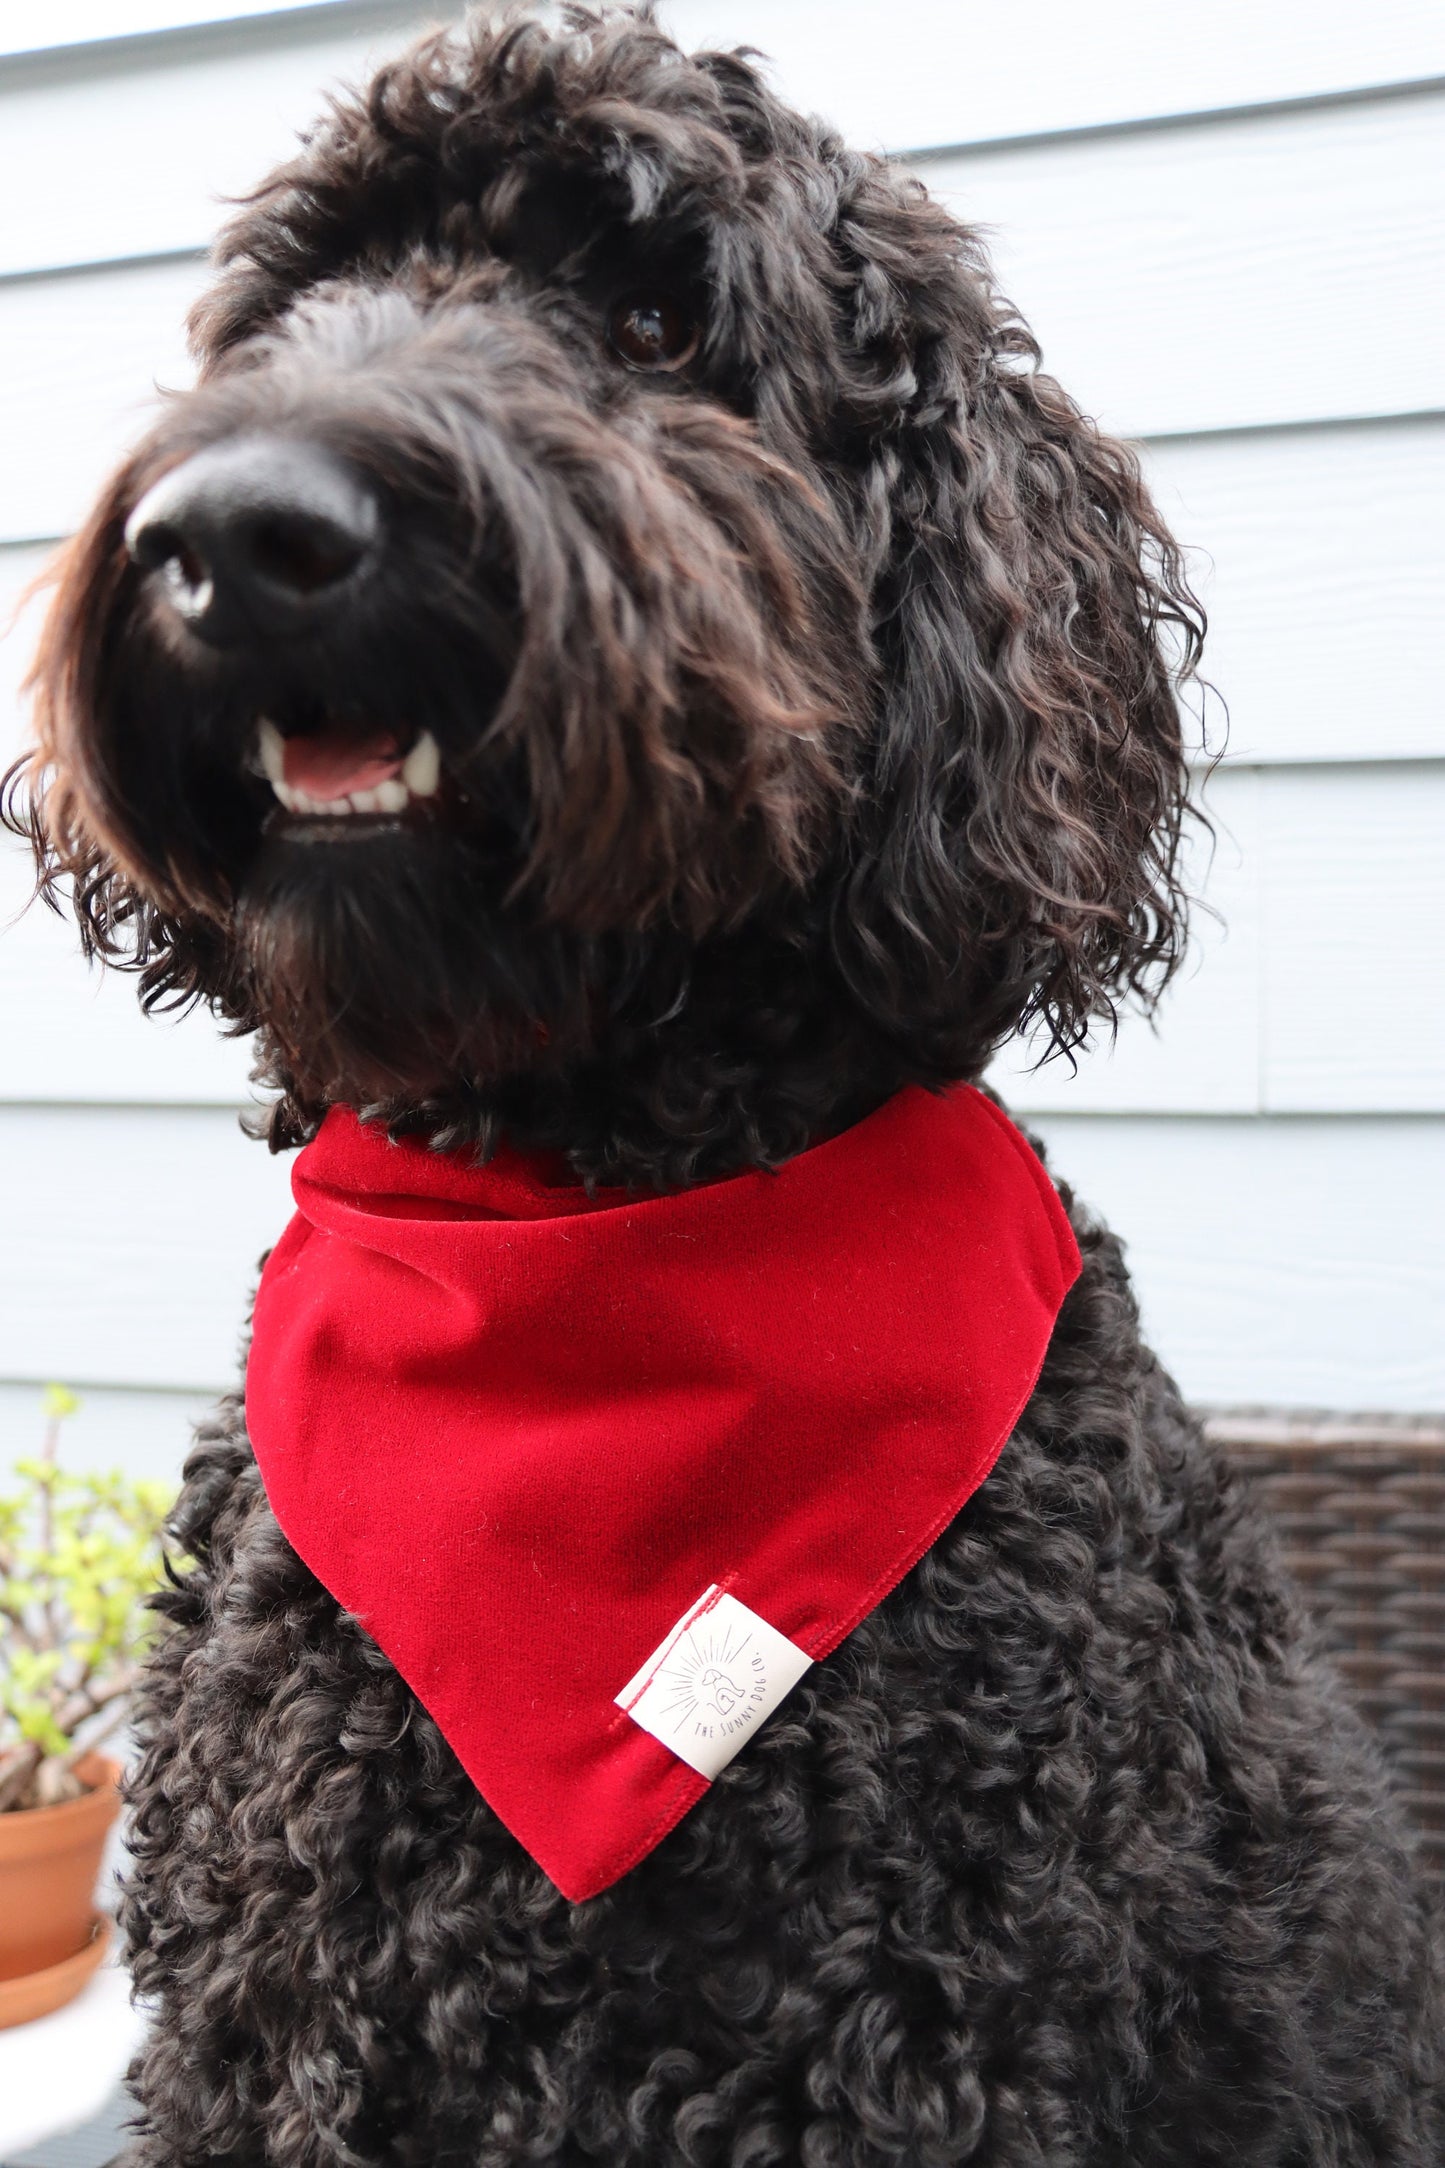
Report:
607,295,699,372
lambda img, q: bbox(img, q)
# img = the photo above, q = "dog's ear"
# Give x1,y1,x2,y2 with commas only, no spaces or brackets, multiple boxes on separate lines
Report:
827,161,1205,1073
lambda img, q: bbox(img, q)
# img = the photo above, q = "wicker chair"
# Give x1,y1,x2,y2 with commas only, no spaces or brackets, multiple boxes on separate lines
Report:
1207,1410,1445,1887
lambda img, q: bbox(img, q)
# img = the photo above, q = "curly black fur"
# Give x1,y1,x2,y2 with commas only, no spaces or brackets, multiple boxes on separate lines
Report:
6,5,1440,2162
123,1199,1442,2167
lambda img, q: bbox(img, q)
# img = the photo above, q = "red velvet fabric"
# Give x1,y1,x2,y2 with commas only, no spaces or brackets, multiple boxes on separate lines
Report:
244,1085,1080,1900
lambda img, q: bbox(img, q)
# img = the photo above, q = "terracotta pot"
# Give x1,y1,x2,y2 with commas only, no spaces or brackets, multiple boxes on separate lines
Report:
0,1754,121,2024
0,1915,112,2031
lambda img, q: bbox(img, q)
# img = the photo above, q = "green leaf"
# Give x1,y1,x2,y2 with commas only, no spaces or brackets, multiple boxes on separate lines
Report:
1,1423,178,1759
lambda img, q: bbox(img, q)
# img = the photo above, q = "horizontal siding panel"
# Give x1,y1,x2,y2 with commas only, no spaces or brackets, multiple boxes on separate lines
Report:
0,7,452,279
1151,420,1445,766
922,88,1445,439
666,0,1445,156
0,540,49,737
998,763,1445,1116
0,1380,214,1485
0,257,202,546
1029,1114,1445,1412
7,0,1445,195
1262,764,1445,1112
0,1105,293,1391
2,1103,1439,1408
0,1,331,58
0,843,260,1103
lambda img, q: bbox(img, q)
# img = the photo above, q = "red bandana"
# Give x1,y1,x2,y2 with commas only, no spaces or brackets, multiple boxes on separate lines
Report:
245,1086,1079,1900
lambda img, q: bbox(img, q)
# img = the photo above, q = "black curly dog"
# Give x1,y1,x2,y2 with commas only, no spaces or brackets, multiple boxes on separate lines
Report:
9,7,1442,2162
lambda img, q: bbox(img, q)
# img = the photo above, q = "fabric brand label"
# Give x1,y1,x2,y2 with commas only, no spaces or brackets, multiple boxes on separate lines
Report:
615,1586,814,1780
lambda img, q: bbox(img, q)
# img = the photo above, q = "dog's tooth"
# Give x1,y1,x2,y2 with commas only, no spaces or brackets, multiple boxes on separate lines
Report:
273,779,300,812
402,732,440,797
373,779,410,813
349,788,380,814
257,718,286,786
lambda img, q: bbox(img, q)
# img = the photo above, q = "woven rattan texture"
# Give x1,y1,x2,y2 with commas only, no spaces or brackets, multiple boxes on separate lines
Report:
1209,1413,1445,1886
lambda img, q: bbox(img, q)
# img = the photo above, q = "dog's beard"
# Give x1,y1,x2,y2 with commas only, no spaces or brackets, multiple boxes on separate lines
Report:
234,820,597,1103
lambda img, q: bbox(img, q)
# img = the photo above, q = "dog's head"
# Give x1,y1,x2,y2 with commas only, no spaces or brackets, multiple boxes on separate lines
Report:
8,3,1202,1183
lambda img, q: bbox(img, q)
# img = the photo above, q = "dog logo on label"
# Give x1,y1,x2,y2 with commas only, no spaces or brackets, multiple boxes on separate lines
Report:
696,1665,746,1716
617,1586,815,1781
658,1622,769,1744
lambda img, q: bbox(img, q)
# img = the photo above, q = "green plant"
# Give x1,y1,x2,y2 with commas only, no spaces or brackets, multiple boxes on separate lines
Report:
0,1386,176,1813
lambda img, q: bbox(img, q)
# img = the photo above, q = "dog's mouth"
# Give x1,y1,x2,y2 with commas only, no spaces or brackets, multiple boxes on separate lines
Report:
253,713,442,825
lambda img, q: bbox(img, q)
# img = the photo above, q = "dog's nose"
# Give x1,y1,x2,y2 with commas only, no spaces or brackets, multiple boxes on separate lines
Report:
124,437,380,646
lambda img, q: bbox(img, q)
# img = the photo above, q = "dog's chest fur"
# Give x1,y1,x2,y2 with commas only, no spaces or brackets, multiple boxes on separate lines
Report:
119,1189,1442,2168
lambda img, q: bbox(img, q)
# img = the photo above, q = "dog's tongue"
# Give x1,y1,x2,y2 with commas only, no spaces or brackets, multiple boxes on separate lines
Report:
283,729,404,803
